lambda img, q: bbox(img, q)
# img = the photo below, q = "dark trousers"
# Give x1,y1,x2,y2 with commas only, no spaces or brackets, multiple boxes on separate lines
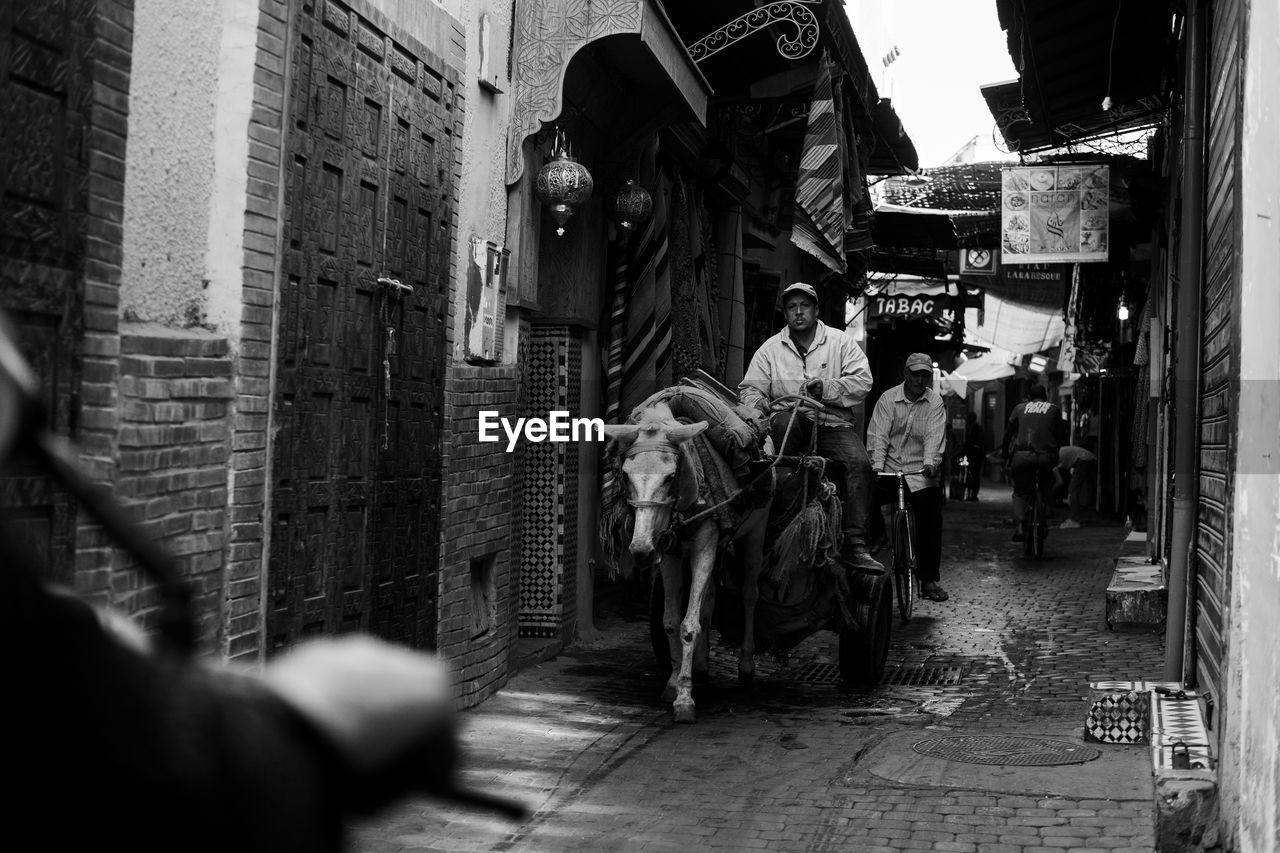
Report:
964,451,984,496
875,482,943,584
768,412,873,549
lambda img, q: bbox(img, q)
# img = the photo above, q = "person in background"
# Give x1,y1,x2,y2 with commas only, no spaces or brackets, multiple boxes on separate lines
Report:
738,281,882,573
866,352,949,602
1054,444,1098,528
1001,384,1068,542
963,411,985,501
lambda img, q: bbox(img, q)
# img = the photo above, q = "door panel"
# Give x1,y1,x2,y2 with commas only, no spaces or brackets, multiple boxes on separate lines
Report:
0,0,90,582
270,0,454,651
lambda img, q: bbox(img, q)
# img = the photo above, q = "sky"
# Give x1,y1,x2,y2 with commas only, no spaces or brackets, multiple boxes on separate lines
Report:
844,0,1021,168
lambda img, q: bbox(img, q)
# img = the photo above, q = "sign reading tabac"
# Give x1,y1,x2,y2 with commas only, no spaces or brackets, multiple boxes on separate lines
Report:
1001,165,1109,264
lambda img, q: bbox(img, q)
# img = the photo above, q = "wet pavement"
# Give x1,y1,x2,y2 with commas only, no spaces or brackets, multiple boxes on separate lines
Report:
353,492,1163,853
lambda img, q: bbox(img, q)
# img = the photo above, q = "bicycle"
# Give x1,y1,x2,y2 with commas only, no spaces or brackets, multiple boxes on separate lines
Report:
875,470,924,623
1008,452,1053,559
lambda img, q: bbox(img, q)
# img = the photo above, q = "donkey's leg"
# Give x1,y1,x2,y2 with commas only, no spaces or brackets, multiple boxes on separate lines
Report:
658,553,684,705
673,521,718,723
737,506,768,685
692,578,715,679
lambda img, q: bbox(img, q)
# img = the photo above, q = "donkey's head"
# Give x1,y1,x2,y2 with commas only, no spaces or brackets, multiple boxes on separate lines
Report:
602,403,707,560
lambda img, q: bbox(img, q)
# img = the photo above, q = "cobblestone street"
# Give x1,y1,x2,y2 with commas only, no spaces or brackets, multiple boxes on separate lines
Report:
354,493,1163,853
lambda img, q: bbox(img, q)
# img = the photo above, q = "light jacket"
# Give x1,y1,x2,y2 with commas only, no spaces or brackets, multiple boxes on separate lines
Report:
738,321,872,428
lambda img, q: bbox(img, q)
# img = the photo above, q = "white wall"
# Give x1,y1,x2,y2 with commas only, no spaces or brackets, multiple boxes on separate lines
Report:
1224,1,1280,849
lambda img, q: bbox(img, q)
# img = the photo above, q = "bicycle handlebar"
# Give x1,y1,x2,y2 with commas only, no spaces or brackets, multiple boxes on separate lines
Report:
875,470,926,477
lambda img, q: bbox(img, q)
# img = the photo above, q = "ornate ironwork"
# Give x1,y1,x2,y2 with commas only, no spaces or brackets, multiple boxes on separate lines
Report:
687,1,820,65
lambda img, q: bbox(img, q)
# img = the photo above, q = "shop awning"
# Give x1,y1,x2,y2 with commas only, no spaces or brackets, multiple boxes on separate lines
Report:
984,0,1174,153
871,204,999,250
953,354,1016,382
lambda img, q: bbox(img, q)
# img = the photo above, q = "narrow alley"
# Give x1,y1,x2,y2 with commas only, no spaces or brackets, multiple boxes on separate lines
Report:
354,493,1162,853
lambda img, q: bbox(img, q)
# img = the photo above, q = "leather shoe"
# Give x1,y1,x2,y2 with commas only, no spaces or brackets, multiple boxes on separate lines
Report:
843,546,886,575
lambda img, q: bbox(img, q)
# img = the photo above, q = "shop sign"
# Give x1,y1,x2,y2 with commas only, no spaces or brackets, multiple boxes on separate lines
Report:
869,293,956,321
1001,164,1109,264
1002,263,1069,288
959,248,997,275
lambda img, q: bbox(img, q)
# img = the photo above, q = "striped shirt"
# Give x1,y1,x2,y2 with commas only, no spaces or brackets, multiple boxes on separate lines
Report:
866,382,947,492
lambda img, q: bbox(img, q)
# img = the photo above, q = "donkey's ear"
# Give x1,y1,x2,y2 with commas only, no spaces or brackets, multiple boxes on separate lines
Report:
600,423,640,447
666,421,708,444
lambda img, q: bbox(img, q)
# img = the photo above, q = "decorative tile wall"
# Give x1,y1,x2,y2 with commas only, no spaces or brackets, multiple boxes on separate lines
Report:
519,325,580,638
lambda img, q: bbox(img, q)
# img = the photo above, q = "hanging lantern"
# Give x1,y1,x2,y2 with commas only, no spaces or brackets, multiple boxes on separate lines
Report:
609,179,653,232
535,129,593,236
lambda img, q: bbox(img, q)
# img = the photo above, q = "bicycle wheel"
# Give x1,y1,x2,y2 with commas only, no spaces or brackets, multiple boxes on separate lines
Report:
891,511,915,622
1022,510,1034,558
1033,497,1048,559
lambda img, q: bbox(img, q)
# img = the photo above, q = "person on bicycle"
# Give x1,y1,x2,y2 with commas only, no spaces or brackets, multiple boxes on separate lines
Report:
866,353,949,602
738,281,882,573
1000,384,1068,542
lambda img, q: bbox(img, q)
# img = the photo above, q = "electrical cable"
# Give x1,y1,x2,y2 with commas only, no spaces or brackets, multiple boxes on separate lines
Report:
1103,0,1124,111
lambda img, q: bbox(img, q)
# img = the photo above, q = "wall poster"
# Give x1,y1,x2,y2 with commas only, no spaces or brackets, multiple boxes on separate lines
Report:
1001,165,1109,264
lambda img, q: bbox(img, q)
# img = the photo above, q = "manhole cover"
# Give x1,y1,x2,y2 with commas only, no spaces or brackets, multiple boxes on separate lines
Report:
881,665,965,686
912,736,1101,766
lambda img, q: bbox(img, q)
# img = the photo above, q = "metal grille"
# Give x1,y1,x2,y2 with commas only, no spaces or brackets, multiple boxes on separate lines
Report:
880,664,965,686
913,736,1101,766
791,662,843,685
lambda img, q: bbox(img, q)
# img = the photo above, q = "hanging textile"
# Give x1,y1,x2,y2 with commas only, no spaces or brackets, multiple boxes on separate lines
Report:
716,204,746,386
791,53,847,272
618,162,674,419
669,174,721,380
603,236,629,425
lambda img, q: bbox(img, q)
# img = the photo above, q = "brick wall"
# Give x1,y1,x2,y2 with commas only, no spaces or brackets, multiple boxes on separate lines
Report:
113,326,235,643
72,0,135,599
439,365,521,707
221,0,289,661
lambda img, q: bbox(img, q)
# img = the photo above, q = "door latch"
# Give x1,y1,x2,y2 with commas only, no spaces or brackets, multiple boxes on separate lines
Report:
377,276,414,295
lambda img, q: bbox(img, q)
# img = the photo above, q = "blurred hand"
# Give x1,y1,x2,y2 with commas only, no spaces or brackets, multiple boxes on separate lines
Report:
261,635,453,776
923,464,938,480
804,379,823,399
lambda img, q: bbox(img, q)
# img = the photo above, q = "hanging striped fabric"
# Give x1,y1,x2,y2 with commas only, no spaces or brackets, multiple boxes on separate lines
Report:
603,238,629,425
792,54,847,272
619,166,673,419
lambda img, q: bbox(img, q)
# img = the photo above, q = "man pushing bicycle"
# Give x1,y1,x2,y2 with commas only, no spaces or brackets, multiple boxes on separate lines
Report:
1000,384,1068,544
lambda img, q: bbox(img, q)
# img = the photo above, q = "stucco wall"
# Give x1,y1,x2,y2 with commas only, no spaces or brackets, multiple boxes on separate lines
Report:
202,0,260,338
449,0,514,364
1224,0,1280,848
121,0,223,326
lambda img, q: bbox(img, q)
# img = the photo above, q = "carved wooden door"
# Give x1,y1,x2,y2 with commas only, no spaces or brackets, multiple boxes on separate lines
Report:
0,0,91,582
270,0,455,650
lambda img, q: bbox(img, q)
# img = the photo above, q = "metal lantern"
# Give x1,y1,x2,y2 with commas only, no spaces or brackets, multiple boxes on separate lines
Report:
609,179,653,231
535,129,593,236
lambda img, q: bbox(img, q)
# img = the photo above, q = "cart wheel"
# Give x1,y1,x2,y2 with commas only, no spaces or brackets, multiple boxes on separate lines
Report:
839,573,892,685
649,571,671,670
